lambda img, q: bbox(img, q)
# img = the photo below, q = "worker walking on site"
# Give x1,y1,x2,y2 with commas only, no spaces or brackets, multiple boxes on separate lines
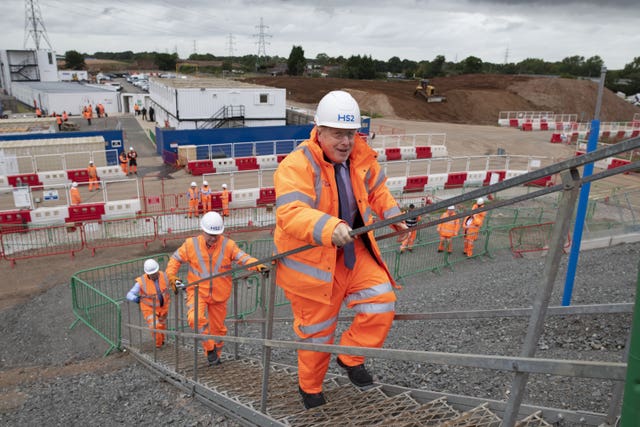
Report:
221,184,230,217
126,259,171,348
201,181,212,214
119,150,129,175
83,106,92,126
472,197,487,222
127,146,138,175
56,114,63,131
274,90,408,409
69,181,81,205
186,181,201,218
400,204,421,253
166,212,268,366
87,161,100,191
463,197,487,257
437,205,460,253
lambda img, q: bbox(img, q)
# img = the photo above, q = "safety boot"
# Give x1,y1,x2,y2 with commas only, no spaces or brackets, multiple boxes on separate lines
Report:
337,357,373,387
298,386,326,409
207,347,221,366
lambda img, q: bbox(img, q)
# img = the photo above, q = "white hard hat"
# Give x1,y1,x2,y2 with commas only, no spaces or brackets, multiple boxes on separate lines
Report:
144,259,160,275
89,160,94,164
129,146,133,150
448,205,455,210
200,211,224,235
314,90,361,129
190,181,197,187
477,197,484,205
222,183,227,189
72,181,78,187
203,180,208,186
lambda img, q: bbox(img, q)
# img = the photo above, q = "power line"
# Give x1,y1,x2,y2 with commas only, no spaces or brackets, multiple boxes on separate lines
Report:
227,33,235,58
253,17,271,60
23,0,53,50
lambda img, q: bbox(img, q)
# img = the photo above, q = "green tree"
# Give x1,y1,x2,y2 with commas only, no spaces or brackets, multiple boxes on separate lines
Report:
517,58,548,75
461,56,483,74
430,55,446,77
387,56,402,74
287,45,306,76
64,50,86,70
155,53,178,71
315,53,329,66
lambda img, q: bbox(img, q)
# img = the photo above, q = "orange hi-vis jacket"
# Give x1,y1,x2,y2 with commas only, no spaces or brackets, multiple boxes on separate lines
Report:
119,151,128,164
166,235,259,303
70,187,81,205
472,203,487,222
87,164,98,180
201,185,212,201
136,272,171,309
274,127,402,305
463,214,483,240
187,187,200,201
437,211,460,237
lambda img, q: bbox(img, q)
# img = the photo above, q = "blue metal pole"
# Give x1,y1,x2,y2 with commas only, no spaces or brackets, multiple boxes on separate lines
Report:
562,66,607,306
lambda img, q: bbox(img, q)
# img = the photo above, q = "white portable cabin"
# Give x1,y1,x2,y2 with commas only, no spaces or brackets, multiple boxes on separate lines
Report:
149,77,286,130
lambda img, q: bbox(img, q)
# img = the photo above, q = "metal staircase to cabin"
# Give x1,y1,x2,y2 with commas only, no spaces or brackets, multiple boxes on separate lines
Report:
198,105,245,129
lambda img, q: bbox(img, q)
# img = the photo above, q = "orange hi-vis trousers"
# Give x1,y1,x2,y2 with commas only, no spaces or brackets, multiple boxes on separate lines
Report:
286,239,396,394
185,290,227,356
140,303,169,348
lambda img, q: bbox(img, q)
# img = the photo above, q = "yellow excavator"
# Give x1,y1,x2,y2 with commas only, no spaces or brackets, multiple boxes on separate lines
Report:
413,79,446,103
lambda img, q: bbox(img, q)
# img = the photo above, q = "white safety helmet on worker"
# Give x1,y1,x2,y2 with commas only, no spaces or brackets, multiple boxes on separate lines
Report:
314,90,361,129
222,183,227,189
201,211,224,235
448,205,455,210
144,259,160,275
203,180,208,186
190,181,197,187
477,197,484,205
72,181,78,187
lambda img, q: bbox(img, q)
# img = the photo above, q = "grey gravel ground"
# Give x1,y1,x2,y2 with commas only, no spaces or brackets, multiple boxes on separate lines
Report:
0,242,637,426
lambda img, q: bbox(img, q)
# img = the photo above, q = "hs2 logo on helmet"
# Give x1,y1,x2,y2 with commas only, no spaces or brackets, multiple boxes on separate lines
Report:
337,114,355,122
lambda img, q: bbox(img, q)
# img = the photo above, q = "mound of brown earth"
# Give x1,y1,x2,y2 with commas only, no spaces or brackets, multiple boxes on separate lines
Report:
242,75,640,125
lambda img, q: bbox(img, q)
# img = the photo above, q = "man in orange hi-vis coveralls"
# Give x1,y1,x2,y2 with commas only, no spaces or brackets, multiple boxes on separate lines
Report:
126,259,171,348
221,183,230,217
274,90,408,409
70,181,81,205
463,197,487,257
166,212,268,366
186,181,200,218
119,150,129,175
201,181,212,214
87,161,100,191
437,205,460,253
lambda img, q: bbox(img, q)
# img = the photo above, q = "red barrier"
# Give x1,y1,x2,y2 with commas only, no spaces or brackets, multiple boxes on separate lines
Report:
632,130,640,138
575,151,585,156
277,154,288,163
525,175,553,187
570,133,579,143
385,147,401,161
609,158,631,174
257,188,276,205
601,131,610,141
555,122,563,131
66,203,106,223
483,170,506,186
0,210,31,233
550,133,562,143
509,119,519,127
444,172,467,189
67,169,90,183
235,157,259,171
415,146,432,159
521,122,532,131
187,160,215,176
615,130,627,140
403,176,428,192
7,173,42,187
540,122,549,131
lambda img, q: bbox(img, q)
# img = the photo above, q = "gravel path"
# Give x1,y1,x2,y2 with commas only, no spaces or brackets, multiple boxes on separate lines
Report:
1,242,637,425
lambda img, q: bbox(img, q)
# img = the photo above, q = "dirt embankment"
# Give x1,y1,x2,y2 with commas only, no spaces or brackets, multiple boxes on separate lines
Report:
242,75,640,125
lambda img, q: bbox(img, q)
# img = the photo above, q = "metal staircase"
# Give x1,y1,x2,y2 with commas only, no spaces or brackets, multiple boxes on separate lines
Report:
198,105,245,129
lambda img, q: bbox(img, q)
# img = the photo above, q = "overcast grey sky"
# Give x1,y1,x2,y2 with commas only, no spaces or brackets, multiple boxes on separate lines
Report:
2,0,638,69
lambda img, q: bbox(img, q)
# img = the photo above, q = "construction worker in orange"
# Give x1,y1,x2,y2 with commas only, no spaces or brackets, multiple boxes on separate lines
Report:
98,103,105,118
201,180,212,214
399,204,421,253
126,259,171,348
82,106,92,125
35,107,42,118
87,160,100,191
127,146,138,175
463,212,484,257
119,150,128,174
186,181,200,218
221,183,230,217
437,205,460,253
56,114,62,131
62,111,68,122
133,103,140,116
472,197,487,222
69,181,81,205
273,90,408,409
166,212,268,366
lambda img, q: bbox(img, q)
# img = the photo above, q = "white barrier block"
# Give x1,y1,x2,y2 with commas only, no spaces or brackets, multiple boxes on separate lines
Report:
497,119,509,127
230,188,258,208
374,148,387,162
580,236,612,250
399,146,417,160
30,206,69,225
385,176,406,193
424,173,447,190
98,165,127,180
0,176,9,187
103,199,141,219
256,155,278,170
505,170,527,179
430,145,448,157
595,158,611,169
465,170,486,186
611,233,640,245
212,158,238,173
38,170,69,186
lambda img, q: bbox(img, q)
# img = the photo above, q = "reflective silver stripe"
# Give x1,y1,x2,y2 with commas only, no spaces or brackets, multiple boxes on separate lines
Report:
234,250,248,263
371,170,386,192
197,322,209,334
384,206,401,219
281,256,332,283
312,213,332,245
214,238,228,274
345,282,393,305
301,334,334,344
170,251,183,262
363,207,372,223
276,191,314,208
299,315,338,335
364,169,372,193
300,146,322,209
353,301,395,314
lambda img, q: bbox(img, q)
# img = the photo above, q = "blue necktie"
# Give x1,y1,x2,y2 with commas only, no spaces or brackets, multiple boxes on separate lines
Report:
153,279,165,307
334,164,355,269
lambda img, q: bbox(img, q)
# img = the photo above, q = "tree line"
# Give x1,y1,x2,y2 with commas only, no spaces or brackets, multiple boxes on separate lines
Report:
62,48,640,95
